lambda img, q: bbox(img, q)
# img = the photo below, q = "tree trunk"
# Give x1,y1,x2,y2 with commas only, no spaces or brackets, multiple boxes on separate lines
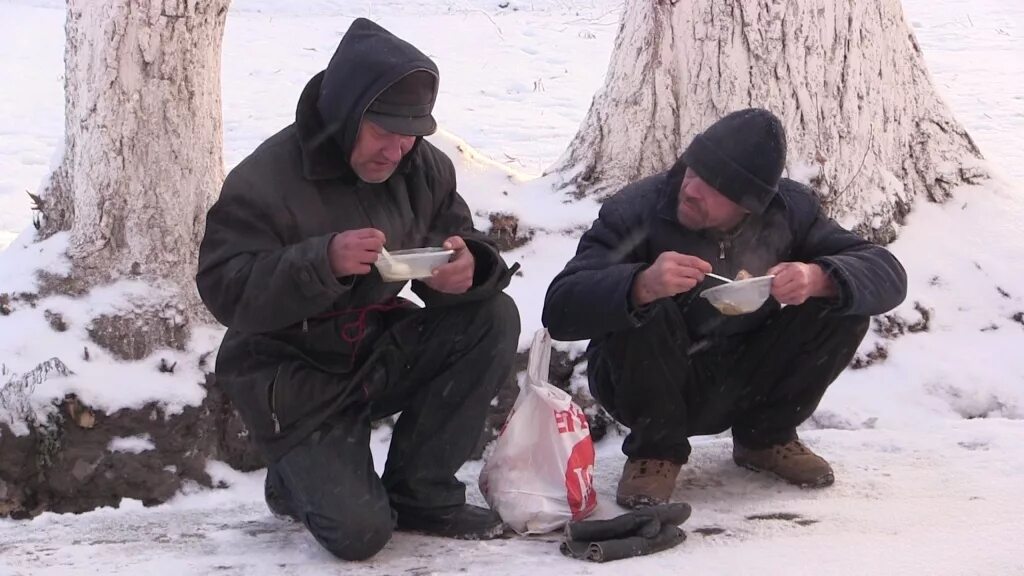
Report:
0,1,262,519
41,0,230,291
553,0,984,243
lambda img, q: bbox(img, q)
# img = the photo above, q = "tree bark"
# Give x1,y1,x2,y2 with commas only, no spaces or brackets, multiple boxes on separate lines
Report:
553,0,984,243
0,2,255,519
41,0,230,291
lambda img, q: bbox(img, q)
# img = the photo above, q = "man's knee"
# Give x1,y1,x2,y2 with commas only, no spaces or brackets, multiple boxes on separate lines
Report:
785,302,870,342
834,314,870,362
479,292,521,334
585,350,618,417
848,314,870,338
598,302,689,360
306,497,394,561
458,292,520,347
821,312,870,349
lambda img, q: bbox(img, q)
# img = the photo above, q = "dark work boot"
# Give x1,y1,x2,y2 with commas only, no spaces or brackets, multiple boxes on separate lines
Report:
395,504,506,540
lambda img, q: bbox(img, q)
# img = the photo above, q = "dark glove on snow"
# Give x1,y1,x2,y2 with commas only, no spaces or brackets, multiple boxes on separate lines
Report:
559,502,692,562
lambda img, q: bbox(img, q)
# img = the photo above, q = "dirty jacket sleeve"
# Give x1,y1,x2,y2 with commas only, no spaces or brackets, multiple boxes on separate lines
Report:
542,197,649,342
788,187,908,317
196,170,352,334
412,151,514,307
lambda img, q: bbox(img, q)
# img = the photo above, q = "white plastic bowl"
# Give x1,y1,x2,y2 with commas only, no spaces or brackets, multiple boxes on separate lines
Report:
700,275,775,316
375,247,454,282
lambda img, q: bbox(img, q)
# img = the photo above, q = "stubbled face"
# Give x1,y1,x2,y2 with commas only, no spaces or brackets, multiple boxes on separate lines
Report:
676,168,750,231
349,120,416,183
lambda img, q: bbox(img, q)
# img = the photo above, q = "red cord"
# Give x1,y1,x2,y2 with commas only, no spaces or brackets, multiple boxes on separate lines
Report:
313,297,410,375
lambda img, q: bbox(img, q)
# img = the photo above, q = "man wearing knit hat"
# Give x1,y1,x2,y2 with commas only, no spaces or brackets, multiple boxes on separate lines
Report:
198,18,519,559
542,108,907,509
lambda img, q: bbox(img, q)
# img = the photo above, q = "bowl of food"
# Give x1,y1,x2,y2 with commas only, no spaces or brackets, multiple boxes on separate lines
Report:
700,274,775,316
375,247,454,282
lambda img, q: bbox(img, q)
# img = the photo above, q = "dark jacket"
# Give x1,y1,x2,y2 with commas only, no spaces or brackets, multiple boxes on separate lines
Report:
542,161,907,344
197,20,513,458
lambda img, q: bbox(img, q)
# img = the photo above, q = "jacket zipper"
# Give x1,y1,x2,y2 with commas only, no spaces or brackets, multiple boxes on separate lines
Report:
715,214,748,261
270,366,283,434
302,318,308,333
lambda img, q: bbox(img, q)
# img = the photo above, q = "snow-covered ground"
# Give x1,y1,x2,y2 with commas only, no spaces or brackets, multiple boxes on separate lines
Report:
1,0,1023,574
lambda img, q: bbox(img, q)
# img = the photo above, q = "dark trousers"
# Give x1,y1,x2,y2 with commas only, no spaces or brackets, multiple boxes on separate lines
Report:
587,300,869,464
267,293,519,560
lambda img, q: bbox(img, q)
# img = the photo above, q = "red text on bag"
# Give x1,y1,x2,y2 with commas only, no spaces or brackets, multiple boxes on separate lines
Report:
564,436,597,519
554,404,589,434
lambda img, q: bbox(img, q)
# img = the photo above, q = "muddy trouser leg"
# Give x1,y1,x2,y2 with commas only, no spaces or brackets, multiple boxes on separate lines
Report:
720,302,870,449
587,302,708,464
373,293,520,513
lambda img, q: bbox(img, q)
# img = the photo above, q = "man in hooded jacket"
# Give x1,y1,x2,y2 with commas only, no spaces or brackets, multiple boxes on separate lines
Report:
197,19,519,560
543,108,907,509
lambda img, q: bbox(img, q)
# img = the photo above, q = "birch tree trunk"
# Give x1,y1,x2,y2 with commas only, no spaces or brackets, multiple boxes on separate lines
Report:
41,0,230,293
553,0,984,243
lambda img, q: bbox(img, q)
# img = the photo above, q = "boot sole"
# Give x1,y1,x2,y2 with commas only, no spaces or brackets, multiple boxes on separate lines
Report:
615,494,670,510
395,522,507,541
735,461,835,488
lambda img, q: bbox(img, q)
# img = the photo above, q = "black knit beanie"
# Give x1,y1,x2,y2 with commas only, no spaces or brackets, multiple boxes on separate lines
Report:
680,108,787,215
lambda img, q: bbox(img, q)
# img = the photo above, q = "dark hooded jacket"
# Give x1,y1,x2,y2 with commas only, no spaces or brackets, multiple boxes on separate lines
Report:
542,159,907,344
197,19,514,459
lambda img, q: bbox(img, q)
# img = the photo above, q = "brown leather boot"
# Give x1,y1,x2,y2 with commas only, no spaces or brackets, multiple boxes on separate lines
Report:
615,459,682,509
733,438,835,488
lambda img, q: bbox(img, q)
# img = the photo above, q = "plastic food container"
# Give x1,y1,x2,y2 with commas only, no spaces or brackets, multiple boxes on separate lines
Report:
375,247,455,282
699,275,775,315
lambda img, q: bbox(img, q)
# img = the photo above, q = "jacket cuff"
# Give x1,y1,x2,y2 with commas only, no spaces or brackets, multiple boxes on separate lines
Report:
625,265,657,326
465,237,503,288
812,257,852,313
296,233,352,300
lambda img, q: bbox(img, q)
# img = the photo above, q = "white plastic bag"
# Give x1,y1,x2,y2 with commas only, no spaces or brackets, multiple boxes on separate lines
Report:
479,329,598,534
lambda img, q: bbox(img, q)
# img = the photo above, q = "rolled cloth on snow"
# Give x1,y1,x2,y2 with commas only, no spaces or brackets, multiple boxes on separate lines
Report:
559,502,692,562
